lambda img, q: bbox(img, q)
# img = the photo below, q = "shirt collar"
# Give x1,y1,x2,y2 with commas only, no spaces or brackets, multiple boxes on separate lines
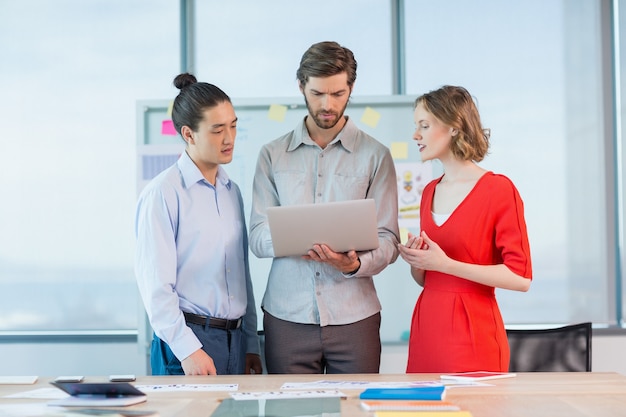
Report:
177,150,232,189
287,116,357,152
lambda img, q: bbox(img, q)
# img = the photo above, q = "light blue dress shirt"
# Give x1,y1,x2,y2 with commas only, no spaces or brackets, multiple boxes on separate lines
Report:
249,117,400,326
135,151,259,361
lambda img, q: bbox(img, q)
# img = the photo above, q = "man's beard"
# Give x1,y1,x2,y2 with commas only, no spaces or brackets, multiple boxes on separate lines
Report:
304,96,349,130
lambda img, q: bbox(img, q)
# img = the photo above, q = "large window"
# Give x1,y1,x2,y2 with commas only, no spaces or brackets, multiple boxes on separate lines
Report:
0,1,178,331
404,0,614,325
0,0,624,334
193,0,393,97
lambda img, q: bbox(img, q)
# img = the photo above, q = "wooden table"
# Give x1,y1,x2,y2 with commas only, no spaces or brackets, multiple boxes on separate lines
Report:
1,372,625,416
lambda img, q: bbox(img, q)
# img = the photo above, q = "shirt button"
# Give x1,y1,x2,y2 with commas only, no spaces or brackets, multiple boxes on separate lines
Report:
317,291,321,295
316,272,320,277
317,193,321,197
230,295,234,300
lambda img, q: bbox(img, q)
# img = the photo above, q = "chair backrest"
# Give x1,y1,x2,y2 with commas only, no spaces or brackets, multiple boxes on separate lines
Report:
506,322,592,372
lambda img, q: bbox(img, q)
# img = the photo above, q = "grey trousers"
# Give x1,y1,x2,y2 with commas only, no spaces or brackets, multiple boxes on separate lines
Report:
263,310,381,374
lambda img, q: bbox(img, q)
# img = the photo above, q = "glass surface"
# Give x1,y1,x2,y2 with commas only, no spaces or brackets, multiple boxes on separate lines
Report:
211,397,340,417
404,0,611,324
194,0,393,97
0,0,179,330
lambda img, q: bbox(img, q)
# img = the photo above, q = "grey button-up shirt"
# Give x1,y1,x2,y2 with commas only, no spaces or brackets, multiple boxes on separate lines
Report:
249,116,400,326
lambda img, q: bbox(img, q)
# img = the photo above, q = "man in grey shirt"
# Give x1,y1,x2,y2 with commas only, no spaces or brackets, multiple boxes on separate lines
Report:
249,41,400,374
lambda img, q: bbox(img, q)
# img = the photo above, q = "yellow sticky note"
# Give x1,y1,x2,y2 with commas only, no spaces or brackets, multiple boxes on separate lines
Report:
361,106,381,128
390,142,409,160
268,104,288,122
167,100,174,118
400,228,410,244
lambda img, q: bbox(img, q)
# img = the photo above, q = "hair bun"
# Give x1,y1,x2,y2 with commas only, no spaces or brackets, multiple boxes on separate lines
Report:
173,73,198,90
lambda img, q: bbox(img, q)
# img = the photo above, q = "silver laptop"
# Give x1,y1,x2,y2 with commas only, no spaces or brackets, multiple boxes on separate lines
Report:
266,199,379,257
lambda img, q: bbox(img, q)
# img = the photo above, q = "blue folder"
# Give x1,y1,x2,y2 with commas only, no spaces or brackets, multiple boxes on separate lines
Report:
359,386,446,401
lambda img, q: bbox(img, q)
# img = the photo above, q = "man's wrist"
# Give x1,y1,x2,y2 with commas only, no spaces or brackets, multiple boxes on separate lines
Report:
345,258,361,275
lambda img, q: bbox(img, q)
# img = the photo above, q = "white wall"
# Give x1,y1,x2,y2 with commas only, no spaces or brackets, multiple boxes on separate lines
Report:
2,335,625,376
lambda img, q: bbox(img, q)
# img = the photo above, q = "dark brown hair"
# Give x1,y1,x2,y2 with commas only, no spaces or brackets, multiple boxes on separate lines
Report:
296,41,357,87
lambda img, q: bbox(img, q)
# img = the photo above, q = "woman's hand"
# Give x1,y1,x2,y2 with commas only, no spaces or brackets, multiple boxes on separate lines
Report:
398,231,447,272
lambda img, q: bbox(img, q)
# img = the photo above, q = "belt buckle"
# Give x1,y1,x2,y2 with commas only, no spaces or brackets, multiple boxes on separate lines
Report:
222,317,241,330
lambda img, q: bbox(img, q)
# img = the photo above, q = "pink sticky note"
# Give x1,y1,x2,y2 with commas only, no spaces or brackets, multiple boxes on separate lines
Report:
161,119,177,135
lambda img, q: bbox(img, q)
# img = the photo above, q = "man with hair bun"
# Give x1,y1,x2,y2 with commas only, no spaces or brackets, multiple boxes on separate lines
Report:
135,73,262,376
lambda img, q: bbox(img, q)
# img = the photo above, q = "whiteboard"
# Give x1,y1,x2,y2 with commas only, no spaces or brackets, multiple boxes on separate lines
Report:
136,95,438,342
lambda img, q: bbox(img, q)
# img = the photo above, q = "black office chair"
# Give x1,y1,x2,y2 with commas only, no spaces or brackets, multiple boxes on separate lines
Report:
506,322,592,372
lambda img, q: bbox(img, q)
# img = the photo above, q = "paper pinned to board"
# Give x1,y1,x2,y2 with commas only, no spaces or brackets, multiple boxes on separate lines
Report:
268,104,288,122
361,106,381,128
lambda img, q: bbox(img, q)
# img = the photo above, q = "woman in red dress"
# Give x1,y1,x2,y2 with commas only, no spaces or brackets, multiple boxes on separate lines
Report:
399,86,532,373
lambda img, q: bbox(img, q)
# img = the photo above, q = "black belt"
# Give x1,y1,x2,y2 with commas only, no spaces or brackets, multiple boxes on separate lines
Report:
183,312,242,330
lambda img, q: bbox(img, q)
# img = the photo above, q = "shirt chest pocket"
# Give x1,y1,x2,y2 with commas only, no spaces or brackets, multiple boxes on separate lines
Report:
329,173,370,200
274,170,370,203
274,171,314,205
